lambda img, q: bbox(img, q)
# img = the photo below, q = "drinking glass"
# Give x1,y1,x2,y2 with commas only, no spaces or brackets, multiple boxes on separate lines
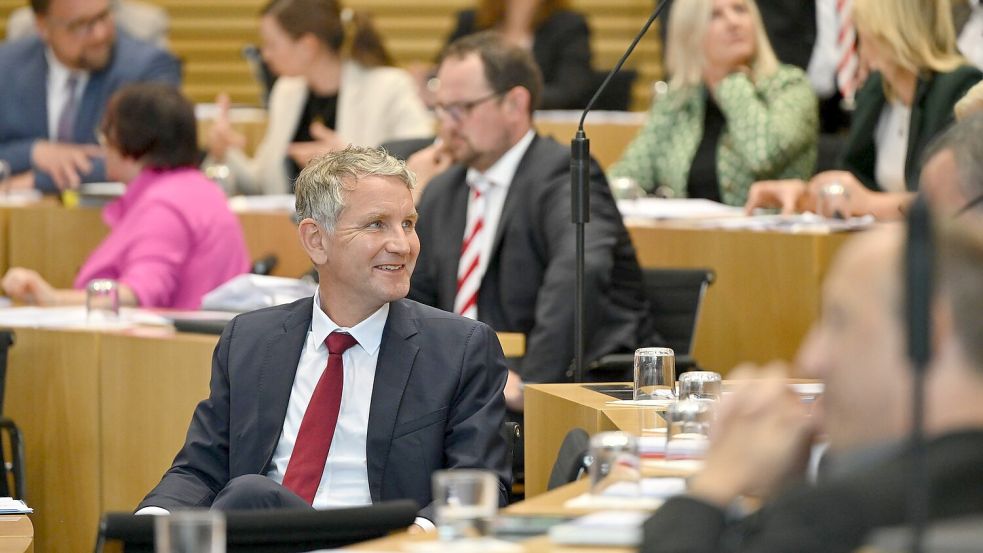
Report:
665,399,713,461
817,181,850,220
588,431,640,497
610,176,644,201
677,371,722,401
633,347,675,401
86,279,119,322
433,469,498,541
155,510,226,553
0,160,10,199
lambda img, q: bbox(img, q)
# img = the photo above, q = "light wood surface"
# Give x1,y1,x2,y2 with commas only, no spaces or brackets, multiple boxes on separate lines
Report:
0,516,33,553
629,221,854,372
535,117,642,170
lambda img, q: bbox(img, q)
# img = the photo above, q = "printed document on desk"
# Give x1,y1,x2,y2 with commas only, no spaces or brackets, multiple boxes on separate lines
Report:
617,198,744,220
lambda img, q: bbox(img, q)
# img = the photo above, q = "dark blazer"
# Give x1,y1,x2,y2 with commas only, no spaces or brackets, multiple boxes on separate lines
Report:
139,297,510,514
446,9,593,109
641,431,983,553
0,31,181,192
840,65,982,192
409,134,649,384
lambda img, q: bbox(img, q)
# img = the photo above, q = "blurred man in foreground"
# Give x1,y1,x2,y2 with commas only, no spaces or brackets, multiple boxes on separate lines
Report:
642,218,983,552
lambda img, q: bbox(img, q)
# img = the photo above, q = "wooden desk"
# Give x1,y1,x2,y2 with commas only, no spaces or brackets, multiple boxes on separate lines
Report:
3,323,523,553
628,222,855,372
0,516,33,553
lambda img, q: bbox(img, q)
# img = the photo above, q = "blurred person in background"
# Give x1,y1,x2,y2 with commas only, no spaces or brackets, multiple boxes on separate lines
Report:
205,0,431,196
608,0,817,206
746,0,981,219
1,84,249,309
6,0,169,48
0,0,180,193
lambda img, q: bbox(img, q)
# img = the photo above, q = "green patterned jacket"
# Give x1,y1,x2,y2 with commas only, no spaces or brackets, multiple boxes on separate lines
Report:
608,64,818,206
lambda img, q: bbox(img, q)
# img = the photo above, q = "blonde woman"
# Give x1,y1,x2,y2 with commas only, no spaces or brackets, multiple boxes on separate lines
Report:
608,0,817,206
747,0,982,218
206,0,431,195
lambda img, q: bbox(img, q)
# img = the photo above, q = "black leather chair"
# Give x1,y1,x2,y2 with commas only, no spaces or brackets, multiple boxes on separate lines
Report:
500,421,522,503
94,501,419,553
547,428,591,490
0,330,25,500
588,69,638,112
586,268,715,381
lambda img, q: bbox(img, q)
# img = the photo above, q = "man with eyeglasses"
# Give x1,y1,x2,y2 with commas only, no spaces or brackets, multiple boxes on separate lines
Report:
407,32,651,415
0,0,179,192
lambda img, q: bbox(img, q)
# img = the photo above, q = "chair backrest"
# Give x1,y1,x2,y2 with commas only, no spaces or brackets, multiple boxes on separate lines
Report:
241,44,277,108
547,428,591,490
589,69,638,112
0,330,13,415
95,501,419,553
500,421,521,502
642,268,714,356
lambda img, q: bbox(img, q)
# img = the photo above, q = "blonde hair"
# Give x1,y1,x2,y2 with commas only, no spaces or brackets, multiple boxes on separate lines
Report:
852,0,964,75
665,0,779,89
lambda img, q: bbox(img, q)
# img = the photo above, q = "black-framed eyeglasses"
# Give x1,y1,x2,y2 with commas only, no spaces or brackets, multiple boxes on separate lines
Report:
49,7,112,37
433,91,503,122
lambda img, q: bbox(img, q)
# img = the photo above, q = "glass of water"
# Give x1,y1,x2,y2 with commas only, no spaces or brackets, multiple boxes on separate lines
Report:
155,510,225,553
677,371,723,402
817,181,850,220
588,431,640,497
634,347,676,401
86,279,119,322
433,469,498,541
665,399,713,461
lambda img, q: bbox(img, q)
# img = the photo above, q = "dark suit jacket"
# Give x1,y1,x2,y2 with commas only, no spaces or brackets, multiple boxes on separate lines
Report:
446,10,593,109
139,297,510,514
0,31,181,192
840,65,982,192
641,431,983,553
409,134,649,384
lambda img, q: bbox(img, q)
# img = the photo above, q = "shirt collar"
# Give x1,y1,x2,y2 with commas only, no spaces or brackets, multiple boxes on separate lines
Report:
45,48,90,83
311,288,390,356
465,129,535,191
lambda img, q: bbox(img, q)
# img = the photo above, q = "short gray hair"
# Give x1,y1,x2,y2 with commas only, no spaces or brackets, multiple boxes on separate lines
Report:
294,145,416,230
921,113,983,213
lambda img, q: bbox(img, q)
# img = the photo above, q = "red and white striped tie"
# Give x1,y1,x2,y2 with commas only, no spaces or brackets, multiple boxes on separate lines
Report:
454,178,488,320
835,0,860,105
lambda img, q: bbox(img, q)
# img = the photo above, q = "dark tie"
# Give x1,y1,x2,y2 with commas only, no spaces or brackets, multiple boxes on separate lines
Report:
56,74,80,143
281,331,358,504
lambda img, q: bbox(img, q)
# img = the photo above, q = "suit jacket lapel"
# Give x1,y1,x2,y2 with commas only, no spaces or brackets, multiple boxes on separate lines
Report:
21,45,48,139
436,167,470,310
254,297,312,471
489,134,541,258
365,300,419,502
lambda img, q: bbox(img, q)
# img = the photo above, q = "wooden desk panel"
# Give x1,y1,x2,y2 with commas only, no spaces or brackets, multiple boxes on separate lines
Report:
0,516,33,553
5,328,100,553
628,223,853,372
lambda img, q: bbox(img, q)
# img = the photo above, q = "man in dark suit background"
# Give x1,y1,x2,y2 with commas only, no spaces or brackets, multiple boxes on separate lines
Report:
0,0,180,193
641,215,983,552
406,32,649,413
139,147,509,528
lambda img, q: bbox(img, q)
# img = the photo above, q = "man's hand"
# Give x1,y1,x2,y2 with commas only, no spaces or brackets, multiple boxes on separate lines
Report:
206,92,247,160
2,267,58,305
406,142,452,204
744,179,809,215
31,140,102,190
504,369,524,412
287,121,348,168
687,366,817,507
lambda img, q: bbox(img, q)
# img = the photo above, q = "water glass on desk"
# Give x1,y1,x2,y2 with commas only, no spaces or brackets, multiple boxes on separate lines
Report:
86,279,119,322
677,371,722,401
588,431,640,497
665,399,713,461
433,469,498,541
155,510,226,553
634,347,675,401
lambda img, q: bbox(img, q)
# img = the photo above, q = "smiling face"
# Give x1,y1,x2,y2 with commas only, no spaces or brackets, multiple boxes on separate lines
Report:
314,175,420,325
37,0,116,71
702,0,756,73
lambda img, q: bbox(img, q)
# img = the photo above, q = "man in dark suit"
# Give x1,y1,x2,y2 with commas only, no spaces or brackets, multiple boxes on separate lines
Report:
641,216,983,552
139,147,509,527
407,32,649,413
0,0,180,193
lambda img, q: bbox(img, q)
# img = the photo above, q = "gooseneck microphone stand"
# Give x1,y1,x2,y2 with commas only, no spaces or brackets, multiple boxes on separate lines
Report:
571,0,672,383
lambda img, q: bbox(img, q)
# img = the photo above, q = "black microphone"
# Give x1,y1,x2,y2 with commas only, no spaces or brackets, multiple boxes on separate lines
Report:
904,194,934,553
570,0,673,383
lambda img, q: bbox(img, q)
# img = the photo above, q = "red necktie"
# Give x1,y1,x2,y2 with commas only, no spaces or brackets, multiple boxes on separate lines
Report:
281,331,358,504
454,179,489,319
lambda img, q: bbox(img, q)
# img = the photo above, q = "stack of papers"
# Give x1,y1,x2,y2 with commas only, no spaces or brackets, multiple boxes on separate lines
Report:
617,198,744,220
0,498,31,514
549,511,649,546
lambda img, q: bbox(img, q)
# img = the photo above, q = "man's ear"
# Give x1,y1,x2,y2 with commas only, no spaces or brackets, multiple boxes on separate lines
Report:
298,218,329,266
504,86,531,117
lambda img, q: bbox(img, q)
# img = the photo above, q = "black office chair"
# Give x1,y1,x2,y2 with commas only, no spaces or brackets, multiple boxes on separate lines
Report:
242,44,276,108
500,421,522,503
95,500,419,553
588,69,638,111
250,253,278,276
547,428,591,490
379,137,435,161
0,330,25,500
586,268,715,381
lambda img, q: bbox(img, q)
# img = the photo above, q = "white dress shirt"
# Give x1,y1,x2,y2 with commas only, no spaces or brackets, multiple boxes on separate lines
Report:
266,289,387,508
873,100,911,194
462,129,535,283
806,0,838,99
959,0,983,71
45,50,89,140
